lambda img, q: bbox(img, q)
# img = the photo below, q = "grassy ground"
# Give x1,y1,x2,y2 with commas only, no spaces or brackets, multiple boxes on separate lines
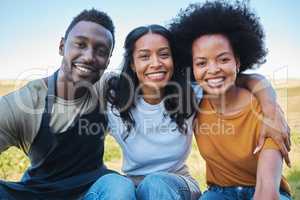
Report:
0,80,299,199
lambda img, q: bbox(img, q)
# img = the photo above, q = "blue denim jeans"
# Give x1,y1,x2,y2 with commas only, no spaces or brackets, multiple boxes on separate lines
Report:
136,172,201,200
83,173,136,200
83,172,201,200
199,185,291,200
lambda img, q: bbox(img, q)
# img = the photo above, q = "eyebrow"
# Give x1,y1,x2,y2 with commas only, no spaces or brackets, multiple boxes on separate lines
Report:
158,47,170,51
217,52,232,58
73,36,110,49
193,52,232,60
136,46,170,53
137,49,149,53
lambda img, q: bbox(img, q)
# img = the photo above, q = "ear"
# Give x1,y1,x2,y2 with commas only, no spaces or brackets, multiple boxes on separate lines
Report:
59,37,65,56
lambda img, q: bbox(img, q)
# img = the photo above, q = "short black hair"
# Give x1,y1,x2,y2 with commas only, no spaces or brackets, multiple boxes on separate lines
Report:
64,8,115,46
169,0,267,75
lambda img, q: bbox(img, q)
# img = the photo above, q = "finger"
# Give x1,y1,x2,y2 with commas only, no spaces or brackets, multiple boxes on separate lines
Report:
288,135,292,151
255,124,267,154
279,107,291,151
287,125,291,137
285,154,291,168
287,126,292,151
254,134,265,154
274,109,290,151
284,136,291,152
272,135,289,165
279,142,291,168
284,125,291,152
281,129,291,152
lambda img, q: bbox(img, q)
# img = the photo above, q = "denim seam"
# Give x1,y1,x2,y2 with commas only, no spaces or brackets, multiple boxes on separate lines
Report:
178,174,193,192
159,178,187,200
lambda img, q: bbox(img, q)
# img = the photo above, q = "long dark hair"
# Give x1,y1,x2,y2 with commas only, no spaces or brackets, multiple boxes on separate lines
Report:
106,24,196,139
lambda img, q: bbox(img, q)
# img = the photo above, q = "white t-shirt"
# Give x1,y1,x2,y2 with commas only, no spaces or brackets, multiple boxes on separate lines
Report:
107,83,203,176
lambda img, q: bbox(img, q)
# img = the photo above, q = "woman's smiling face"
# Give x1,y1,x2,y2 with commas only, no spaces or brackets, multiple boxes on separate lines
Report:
131,33,174,96
192,34,240,96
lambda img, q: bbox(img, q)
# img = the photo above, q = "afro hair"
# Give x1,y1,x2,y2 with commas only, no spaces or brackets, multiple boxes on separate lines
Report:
169,0,267,74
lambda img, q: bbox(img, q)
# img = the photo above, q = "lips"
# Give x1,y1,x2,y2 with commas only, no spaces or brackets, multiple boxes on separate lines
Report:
206,77,225,87
73,63,96,76
145,71,167,81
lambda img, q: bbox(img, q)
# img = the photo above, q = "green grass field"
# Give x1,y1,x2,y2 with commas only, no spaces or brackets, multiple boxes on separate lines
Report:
1,80,299,199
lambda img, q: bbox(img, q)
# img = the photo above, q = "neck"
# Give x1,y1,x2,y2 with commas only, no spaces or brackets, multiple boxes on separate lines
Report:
207,86,238,114
56,69,88,100
142,86,164,105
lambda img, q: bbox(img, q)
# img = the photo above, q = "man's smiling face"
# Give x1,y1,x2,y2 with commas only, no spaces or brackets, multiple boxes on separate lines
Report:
60,21,113,84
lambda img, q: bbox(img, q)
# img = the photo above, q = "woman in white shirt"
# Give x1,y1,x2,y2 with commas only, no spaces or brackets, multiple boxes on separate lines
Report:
104,24,201,200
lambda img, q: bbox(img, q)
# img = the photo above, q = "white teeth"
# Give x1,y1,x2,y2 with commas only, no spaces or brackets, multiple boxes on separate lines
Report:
207,78,224,87
208,78,224,83
146,72,166,79
74,64,93,73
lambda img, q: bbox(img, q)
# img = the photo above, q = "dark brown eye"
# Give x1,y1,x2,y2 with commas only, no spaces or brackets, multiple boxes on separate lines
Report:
160,52,170,59
196,61,206,68
220,57,230,63
139,55,149,60
97,48,108,57
75,42,86,48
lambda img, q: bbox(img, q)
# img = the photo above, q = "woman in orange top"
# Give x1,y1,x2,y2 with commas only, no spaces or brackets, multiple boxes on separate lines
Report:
170,1,291,200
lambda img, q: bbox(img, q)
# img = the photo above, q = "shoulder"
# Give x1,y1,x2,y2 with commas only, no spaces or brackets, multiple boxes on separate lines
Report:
235,87,263,130
106,103,124,131
0,79,47,152
1,79,47,117
236,87,260,110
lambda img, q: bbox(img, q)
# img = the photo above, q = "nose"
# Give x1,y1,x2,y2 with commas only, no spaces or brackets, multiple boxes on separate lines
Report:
83,48,95,63
207,62,221,74
150,55,162,68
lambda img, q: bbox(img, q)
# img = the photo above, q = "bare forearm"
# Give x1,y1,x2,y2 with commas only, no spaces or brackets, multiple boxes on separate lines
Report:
254,149,282,199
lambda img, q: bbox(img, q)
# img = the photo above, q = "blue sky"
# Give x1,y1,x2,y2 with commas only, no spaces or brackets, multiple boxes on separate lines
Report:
0,0,299,80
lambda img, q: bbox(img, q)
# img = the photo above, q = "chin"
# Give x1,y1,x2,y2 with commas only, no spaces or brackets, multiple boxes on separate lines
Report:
206,90,223,97
203,86,227,96
71,67,100,82
145,80,168,89
205,81,234,94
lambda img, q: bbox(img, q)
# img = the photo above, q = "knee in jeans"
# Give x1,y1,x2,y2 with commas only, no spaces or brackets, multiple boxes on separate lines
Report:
136,172,192,200
85,173,136,199
102,174,135,192
99,173,134,185
143,172,171,182
139,173,169,186
137,172,177,193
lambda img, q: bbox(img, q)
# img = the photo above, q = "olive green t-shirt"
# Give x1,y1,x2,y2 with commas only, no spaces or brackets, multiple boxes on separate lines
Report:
0,79,102,154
